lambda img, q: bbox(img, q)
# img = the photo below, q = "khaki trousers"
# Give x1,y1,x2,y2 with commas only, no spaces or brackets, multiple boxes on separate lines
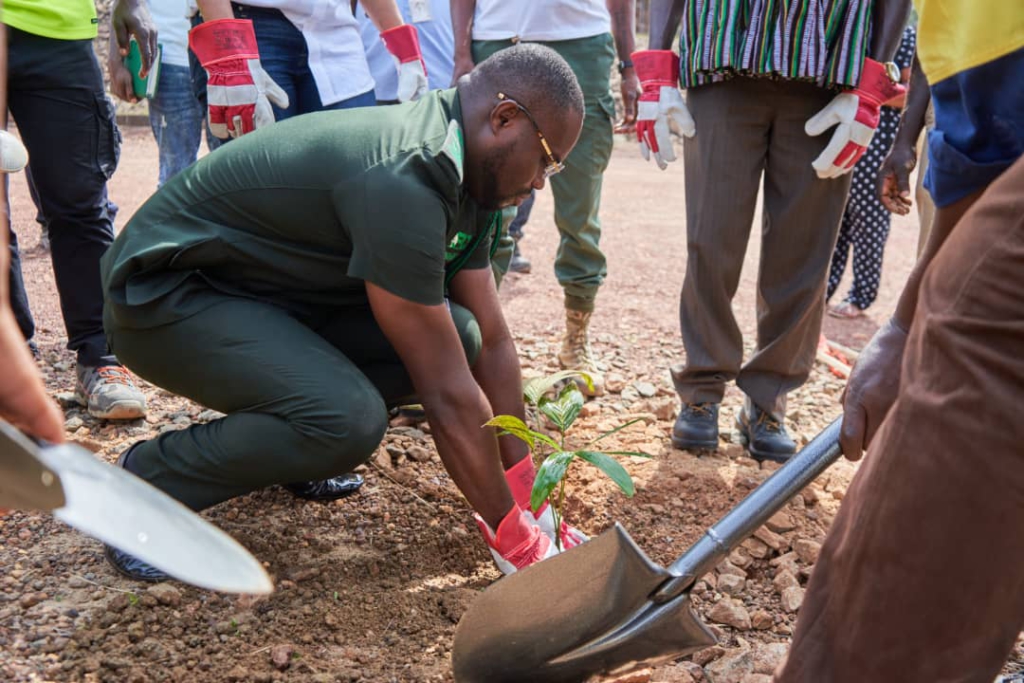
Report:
777,155,1024,683
672,78,852,419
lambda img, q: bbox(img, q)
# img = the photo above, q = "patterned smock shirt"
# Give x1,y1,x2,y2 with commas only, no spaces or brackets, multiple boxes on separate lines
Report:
679,0,874,89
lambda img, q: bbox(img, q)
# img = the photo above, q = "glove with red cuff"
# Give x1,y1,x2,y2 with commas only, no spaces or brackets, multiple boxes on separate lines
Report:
632,50,695,170
475,506,559,575
504,456,588,550
805,58,906,179
381,24,428,103
188,19,289,139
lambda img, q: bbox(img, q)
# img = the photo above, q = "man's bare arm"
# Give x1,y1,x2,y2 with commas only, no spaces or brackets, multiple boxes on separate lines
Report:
366,282,514,529
448,267,530,470
647,0,685,50
450,0,477,83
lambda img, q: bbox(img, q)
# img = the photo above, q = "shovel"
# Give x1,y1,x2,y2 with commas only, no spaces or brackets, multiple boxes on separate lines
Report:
0,420,273,594
452,417,842,682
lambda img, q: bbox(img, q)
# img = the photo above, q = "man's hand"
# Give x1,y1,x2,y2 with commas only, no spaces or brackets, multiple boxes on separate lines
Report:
503,456,588,549
476,506,560,575
806,58,905,178
632,50,695,169
877,141,917,215
380,25,428,102
108,48,138,103
451,54,474,85
111,0,158,77
839,318,909,460
189,19,289,138
614,66,640,134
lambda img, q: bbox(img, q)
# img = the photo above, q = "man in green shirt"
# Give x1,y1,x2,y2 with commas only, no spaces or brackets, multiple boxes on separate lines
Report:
100,43,589,580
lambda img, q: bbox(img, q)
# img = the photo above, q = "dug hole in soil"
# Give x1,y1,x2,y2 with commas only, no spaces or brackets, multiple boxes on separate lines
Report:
4,127,1023,683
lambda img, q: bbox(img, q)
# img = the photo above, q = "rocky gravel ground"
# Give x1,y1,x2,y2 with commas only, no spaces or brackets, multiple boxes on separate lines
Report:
4,127,1021,683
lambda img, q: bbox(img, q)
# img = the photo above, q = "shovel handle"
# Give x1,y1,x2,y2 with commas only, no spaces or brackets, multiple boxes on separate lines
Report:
654,417,842,603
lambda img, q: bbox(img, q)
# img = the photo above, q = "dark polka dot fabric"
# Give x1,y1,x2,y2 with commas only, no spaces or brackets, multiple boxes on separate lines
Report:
827,26,918,311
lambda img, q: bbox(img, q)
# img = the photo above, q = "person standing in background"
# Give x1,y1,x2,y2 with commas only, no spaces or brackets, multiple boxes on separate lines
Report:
451,0,640,397
1,0,154,421
826,25,918,319
110,0,209,187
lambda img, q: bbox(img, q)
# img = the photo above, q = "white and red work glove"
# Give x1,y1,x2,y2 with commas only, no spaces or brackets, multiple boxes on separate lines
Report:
0,130,28,174
805,58,905,178
381,24,428,103
504,456,588,550
188,19,289,139
475,506,559,575
632,50,695,170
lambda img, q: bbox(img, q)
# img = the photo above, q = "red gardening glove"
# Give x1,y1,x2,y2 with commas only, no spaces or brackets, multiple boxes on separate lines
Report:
805,58,906,178
632,50,695,170
380,24,428,103
475,506,559,575
188,19,289,139
504,456,587,550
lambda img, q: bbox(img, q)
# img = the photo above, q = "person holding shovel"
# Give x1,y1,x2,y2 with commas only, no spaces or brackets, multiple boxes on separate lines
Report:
99,43,588,582
776,0,1024,679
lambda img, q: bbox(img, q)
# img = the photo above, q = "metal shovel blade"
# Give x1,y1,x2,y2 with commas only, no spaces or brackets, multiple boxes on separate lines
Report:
452,419,843,682
1,421,273,594
452,524,716,683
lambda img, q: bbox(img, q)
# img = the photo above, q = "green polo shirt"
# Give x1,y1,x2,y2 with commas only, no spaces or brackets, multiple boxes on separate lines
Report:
1,0,98,40
101,89,499,329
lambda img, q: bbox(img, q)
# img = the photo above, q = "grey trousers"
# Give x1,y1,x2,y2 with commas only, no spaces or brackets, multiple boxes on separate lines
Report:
672,77,853,419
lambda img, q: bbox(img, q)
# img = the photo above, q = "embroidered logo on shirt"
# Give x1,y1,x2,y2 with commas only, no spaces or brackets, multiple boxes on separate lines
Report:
440,120,465,184
445,231,471,262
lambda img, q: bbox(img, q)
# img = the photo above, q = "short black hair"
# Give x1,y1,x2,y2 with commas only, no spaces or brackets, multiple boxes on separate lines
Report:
472,43,584,121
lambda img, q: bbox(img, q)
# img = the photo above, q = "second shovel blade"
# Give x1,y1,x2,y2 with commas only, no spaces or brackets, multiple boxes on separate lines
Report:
452,524,716,683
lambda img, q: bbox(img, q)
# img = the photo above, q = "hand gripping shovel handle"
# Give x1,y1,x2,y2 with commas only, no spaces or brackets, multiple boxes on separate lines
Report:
653,417,842,603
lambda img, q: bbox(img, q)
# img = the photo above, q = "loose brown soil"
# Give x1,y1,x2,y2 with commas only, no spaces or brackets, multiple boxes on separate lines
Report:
3,128,1020,683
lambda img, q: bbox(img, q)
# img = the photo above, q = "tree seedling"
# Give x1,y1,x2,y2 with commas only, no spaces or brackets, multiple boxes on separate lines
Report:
486,370,649,550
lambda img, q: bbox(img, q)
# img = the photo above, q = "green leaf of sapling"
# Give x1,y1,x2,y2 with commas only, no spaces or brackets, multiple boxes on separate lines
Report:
576,451,636,497
531,451,576,512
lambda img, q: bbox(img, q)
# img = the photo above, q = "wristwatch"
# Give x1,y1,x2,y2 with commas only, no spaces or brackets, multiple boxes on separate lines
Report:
881,61,900,83
617,59,634,73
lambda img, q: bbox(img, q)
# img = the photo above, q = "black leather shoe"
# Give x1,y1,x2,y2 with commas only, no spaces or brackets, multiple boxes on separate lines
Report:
284,473,364,501
671,402,720,450
105,442,171,582
105,544,171,583
736,402,796,463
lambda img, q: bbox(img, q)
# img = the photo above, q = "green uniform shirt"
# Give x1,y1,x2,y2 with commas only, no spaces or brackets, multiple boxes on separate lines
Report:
1,0,99,40
102,89,499,329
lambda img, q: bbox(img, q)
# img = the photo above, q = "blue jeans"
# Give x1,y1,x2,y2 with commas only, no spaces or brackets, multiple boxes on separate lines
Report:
188,6,375,149
148,63,205,187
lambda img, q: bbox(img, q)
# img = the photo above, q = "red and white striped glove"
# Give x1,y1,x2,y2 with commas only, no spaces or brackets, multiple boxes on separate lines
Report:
632,50,695,170
475,507,559,575
504,456,587,550
805,58,905,179
188,19,289,139
381,25,428,103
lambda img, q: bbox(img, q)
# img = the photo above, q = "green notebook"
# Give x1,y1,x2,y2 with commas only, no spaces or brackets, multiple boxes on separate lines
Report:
124,38,162,100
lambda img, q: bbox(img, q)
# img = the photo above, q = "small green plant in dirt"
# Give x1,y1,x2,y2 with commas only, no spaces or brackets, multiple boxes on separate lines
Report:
486,370,649,550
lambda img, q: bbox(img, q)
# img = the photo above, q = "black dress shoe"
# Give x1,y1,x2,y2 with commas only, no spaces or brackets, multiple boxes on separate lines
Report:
736,402,796,463
671,402,720,450
105,544,171,583
284,473,365,501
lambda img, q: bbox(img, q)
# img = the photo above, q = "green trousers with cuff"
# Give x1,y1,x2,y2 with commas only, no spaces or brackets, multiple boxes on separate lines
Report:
475,34,615,313
106,295,481,511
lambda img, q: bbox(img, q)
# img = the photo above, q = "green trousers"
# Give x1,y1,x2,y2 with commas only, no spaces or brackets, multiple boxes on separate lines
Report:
106,294,481,510
475,34,615,313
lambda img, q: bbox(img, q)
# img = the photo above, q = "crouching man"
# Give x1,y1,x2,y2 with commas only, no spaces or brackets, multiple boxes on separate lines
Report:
99,44,587,580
